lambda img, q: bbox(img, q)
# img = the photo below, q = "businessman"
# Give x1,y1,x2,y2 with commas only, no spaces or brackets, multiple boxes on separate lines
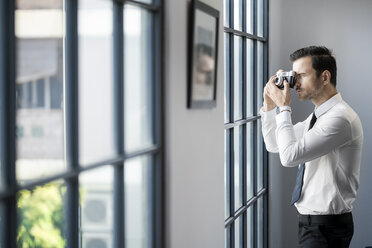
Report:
260,46,363,248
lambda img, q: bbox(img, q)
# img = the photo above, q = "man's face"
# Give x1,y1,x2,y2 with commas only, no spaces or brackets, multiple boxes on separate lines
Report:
292,56,323,101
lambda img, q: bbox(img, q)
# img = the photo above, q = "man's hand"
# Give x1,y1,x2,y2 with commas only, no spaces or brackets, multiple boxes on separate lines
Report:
265,74,291,108
263,74,277,111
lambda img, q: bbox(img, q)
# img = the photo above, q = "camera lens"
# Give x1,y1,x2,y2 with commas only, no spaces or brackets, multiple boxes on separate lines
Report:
275,77,284,89
275,71,284,88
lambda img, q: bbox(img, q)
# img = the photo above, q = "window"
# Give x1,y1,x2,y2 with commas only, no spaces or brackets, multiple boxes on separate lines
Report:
224,0,268,247
0,0,164,247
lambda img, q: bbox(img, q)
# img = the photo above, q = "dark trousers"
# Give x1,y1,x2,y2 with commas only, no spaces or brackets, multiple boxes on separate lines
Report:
298,212,354,248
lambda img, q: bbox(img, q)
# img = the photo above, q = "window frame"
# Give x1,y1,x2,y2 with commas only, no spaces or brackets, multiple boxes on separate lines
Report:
224,0,268,247
0,0,165,247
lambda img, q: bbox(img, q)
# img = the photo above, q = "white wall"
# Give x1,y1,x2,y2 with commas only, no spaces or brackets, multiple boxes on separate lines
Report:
269,0,372,247
165,0,225,247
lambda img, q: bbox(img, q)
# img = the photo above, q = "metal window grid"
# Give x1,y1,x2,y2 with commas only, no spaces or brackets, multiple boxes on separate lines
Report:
224,0,269,247
0,0,165,247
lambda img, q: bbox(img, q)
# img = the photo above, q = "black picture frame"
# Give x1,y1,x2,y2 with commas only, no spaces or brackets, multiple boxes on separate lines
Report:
188,0,219,109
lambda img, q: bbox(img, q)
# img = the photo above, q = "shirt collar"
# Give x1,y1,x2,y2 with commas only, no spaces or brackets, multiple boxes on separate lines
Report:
314,93,342,118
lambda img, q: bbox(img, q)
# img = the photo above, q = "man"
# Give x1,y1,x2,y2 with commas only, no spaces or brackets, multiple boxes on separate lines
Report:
260,46,363,248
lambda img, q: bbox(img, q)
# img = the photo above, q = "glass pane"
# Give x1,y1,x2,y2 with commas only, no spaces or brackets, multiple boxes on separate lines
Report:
257,197,264,248
125,156,152,247
246,39,254,117
233,36,243,121
224,33,230,124
246,123,253,200
234,126,242,211
124,6,154,153
224,0,230,27
246,0,253,33
15,0,65,184
233,0,243,31
225,130,230,219
80,166,114,248
257,42,264,114
257,0,264,37
17,181,66,247
78,0,115,166
257,120,264,190
246,207,253,248
234,217,241,248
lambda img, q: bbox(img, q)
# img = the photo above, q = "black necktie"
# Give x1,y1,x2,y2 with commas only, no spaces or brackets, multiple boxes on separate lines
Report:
290,113,317,205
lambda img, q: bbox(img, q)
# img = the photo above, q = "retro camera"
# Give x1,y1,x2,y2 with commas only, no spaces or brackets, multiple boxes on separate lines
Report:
275,71,296,89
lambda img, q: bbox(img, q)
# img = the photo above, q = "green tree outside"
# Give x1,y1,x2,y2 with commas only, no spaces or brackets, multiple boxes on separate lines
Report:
17,183,66,248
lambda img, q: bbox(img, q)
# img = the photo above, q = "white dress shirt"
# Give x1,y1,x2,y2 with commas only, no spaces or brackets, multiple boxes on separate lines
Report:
260,93,363,215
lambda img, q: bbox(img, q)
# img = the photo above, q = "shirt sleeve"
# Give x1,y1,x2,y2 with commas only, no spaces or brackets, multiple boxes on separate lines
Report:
276,114,352,167
260,108,307,154
260,107,279,153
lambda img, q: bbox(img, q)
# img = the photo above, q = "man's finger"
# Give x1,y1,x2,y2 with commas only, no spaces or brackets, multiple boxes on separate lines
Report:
264,86,270,97
284,81,289,90
268,79,278,90
268,75,276,84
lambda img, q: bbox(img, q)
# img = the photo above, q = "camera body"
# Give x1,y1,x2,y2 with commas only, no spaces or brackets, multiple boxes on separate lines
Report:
275,70,296,89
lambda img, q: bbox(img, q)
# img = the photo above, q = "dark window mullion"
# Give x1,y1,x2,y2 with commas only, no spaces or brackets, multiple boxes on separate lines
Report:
113,2,125,248
252,0,258,246
229,126,235,248
225,128,231,227
252,2,257,117
241,0,248,247
224,28,267,42
241,109,247,248
228,112,235,247
65,0,80,246
262,0,269,247
0,0,17,247
226,225,232,248
263,0,268,39
152,0,165,245
253,0,257,37
252,121,258,248
224,116,261,129
262,0,269,189
126,0,159,12
224,188,267,227
228,0,235,246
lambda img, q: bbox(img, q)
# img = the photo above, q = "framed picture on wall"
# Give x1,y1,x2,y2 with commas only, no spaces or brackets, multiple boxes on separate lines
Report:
187,0,219,109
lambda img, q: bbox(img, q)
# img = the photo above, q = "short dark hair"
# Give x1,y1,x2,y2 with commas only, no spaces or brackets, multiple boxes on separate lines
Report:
290,46,337,87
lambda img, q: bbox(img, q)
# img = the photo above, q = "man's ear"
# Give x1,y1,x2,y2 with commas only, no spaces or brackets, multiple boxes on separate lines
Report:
322,70,331,85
